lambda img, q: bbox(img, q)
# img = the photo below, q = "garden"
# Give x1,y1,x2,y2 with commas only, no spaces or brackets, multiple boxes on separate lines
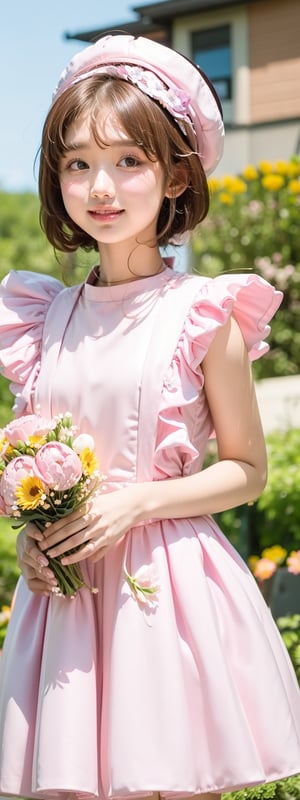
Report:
0,157,300,797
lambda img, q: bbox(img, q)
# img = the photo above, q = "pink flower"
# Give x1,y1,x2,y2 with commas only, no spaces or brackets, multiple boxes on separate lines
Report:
0,456,36,513
34,442,82,490
4,414,52,447
254,557,277,581
124,562,160,608
0,494,7,516
287,551,300,575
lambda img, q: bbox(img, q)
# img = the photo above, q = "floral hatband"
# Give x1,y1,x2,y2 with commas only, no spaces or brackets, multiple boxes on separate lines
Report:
54,62,196,145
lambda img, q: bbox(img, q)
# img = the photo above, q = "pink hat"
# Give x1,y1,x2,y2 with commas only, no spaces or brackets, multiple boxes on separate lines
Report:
53,33,224,175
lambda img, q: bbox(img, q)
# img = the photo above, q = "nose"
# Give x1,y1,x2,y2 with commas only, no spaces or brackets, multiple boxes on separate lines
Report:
90,166,115,199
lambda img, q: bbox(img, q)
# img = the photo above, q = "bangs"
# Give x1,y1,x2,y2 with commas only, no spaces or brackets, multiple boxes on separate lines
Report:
46,75,189,170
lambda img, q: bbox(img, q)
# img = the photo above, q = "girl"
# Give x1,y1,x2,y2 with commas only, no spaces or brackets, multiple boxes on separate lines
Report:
0,32,299,800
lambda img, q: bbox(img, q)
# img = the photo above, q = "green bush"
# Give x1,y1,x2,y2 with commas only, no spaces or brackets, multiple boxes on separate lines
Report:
192,157,300,379
223,774,300,800
0,189,95,285
206,429,300,559
276,614,300,684
0,518,19,608
254,429,300,552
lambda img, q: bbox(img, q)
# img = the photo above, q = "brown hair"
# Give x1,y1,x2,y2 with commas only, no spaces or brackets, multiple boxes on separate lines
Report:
38,75,209,251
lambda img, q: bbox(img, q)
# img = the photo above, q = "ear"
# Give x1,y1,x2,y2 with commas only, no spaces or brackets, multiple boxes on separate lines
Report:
165,164,189,199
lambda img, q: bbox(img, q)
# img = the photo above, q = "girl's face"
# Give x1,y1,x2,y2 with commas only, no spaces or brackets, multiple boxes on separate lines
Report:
59,110,168,251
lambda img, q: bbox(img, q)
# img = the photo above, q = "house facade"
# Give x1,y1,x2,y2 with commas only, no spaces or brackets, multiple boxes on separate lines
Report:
65,0,300,176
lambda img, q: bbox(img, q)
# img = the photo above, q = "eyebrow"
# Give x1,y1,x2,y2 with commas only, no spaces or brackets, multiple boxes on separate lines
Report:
64,138,142,152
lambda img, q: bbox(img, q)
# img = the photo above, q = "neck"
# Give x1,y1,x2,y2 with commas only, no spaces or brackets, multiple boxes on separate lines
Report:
95,242,164,285
94,261,166,287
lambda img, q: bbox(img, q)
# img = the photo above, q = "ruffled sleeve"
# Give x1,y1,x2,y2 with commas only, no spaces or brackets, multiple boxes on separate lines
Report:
155,273,283,478
181,272,283,370
0,270,63,415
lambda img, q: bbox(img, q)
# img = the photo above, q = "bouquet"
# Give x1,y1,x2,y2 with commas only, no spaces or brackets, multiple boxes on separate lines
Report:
0,413,101,596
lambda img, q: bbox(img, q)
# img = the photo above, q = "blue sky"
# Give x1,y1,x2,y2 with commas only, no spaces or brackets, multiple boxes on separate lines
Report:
1,1,147,193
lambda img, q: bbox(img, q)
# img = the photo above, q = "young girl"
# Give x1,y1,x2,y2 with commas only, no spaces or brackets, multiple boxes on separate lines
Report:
0,32,299,800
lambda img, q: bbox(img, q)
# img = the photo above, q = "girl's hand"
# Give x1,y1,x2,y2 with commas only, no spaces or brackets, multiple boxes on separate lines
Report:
38,485,147,565
16,524,58,595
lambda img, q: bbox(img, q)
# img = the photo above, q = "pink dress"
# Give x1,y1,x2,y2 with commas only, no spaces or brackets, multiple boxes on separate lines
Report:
0,265,299,800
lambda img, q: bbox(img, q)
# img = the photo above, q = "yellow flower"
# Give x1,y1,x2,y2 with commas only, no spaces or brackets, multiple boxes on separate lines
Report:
219,191,234,205
79,447,99,476
248,555,259,573
221,175,235,189
0,605,11,625
15,476,46,510
28,434,47,447
0,436,8,454
208,177,221,194
230,178,247,194
258,160,274,174
287,161,300,178
275,160,289,175
242,165,258,181
261,545,287,565
288,179,300,195
261,174,284,191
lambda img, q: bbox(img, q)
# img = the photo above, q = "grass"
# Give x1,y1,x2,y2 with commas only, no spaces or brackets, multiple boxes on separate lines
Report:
0,518,20,606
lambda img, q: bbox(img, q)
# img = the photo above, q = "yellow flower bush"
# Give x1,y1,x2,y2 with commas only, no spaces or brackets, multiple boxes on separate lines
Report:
193,155,300,379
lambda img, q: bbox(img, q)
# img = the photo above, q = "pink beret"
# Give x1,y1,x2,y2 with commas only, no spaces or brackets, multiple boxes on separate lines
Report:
53,33,224,175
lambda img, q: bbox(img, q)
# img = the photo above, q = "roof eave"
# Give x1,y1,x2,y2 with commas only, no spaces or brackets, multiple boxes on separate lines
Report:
64,19,169,44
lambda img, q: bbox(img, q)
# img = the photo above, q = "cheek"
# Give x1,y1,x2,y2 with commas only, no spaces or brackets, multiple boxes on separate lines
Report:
60,178,86,206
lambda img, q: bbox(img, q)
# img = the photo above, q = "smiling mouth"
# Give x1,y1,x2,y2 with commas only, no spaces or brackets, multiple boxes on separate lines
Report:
88,209,124,219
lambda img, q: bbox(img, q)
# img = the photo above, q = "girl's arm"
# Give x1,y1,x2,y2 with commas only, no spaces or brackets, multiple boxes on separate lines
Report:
138,314,267,520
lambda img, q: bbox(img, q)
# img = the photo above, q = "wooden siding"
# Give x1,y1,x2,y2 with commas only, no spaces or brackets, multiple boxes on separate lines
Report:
249,0,300,122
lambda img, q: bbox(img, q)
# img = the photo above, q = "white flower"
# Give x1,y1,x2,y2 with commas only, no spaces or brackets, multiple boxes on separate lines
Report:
73,433,95,453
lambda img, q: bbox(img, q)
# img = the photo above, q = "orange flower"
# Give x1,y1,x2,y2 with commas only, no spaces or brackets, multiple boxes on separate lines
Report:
254,558,277,581
287,550,300,575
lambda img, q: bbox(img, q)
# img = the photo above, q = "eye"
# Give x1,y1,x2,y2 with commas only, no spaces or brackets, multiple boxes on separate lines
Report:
118,154,141,168
66,158,89,171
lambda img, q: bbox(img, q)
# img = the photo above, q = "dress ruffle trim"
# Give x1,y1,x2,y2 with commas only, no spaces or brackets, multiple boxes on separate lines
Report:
179,271,282,369
0,270,63,415
154,272,283,478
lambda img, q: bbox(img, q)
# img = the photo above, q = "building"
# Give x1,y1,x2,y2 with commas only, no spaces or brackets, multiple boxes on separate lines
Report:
65,0,300,176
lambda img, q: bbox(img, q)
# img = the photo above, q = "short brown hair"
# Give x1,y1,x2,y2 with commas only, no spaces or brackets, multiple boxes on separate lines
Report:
39,75,209,251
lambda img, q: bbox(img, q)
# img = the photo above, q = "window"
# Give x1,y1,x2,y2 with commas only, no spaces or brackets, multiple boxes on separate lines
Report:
191,26,232,101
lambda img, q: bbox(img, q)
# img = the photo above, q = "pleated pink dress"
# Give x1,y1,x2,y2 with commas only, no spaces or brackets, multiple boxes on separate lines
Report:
0,265,299,800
